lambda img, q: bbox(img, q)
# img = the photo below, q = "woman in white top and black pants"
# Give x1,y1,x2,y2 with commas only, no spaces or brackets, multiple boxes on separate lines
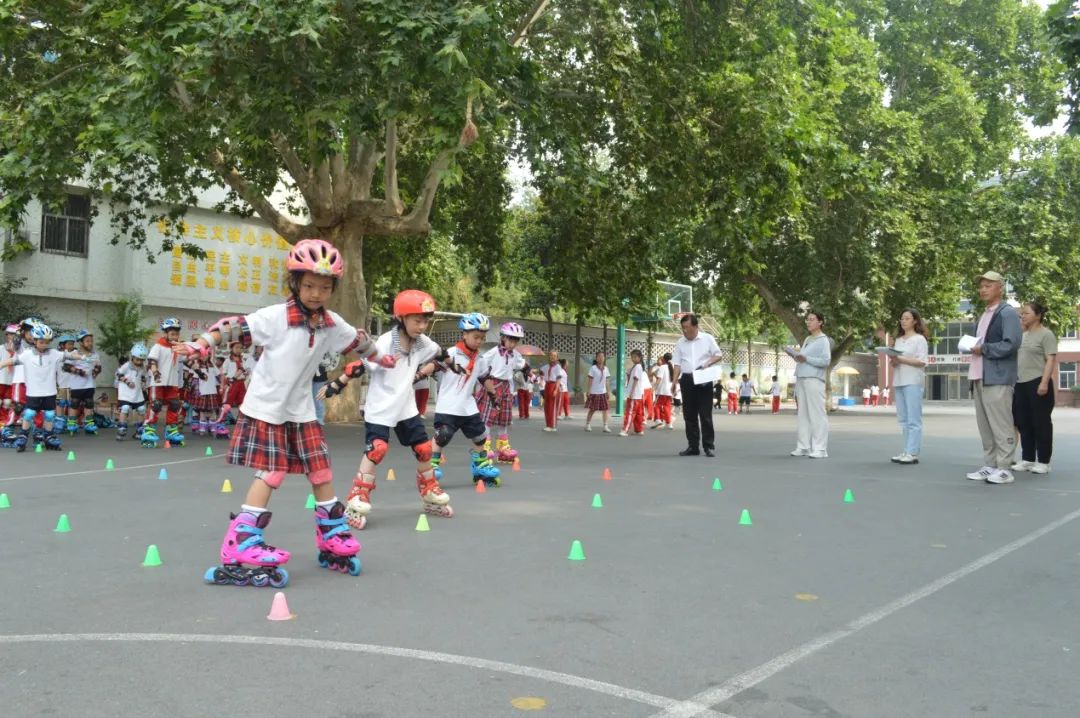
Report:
791,310,832,458
889,309,930,464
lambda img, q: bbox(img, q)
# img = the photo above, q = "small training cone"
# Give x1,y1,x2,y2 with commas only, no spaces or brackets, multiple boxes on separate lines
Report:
34,443,43,453
475,480,487,494
205,446,213,456
267,591,294,621
220,479,232,493
568,539,586,561
164,439,171,449
739,509,753,526
0,493,10,509
843,488,854,503
602,467,612,481
712,478,723,491
387,469,396,481
305,493,316,509
66,450,75,461
142,544,162,567
512,457,521,472
54,514,71,533
415,514,430,532
105,458,115,471
591,493,603,508
158,468,168,481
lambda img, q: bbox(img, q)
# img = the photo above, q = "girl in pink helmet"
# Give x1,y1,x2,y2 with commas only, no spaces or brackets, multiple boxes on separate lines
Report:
176,238,394,588
475,321,527,463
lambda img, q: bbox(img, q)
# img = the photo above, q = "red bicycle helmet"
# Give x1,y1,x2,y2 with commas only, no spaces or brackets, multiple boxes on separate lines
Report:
286,238,343,278
393,289,436,317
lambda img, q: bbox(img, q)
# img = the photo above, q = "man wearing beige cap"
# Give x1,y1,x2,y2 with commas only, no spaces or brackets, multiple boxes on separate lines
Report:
965,271,1022,484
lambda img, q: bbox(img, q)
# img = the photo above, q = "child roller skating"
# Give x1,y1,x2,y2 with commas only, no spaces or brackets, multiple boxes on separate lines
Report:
115,344,149,441
325,290,453,530
145,318,188,448
177,239,390,586
0,322,78,454
430,313,501,487
475,322,527,463
63,329,102,436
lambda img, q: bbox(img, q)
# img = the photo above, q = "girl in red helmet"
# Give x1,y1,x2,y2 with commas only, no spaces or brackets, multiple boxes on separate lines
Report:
177,238,393,587
323,288,453,528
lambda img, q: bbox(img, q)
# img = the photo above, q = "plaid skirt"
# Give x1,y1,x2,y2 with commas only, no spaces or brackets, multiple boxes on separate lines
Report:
585,393,610,411
192,392,221,413
227,412,331,474
475,379,514,427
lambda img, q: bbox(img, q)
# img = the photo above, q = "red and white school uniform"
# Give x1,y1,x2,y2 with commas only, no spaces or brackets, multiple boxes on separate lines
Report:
558,370,571,418
542,361,566,429
147,337,187,425
622,364,646,434
654,363,674,426
585,365,610,412
476,346,524,430
769,381,782,414
223,353,253,408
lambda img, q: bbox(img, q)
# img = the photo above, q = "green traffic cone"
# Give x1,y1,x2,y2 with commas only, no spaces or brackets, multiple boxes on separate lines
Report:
712,478,723,491
0,493,10,509
739,509,753,526
305,494,316,509
66,450,75,461
105,458,115,471
568,540,586,561
54,514,71,533
843,488,854,503
205,446,213,456
591,493,603,508
34,443,43,453
142,544,162,567
415,514,430,532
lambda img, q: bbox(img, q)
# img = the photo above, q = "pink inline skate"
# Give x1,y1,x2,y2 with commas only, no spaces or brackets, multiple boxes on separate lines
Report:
204,511,290,588
314,502,362,575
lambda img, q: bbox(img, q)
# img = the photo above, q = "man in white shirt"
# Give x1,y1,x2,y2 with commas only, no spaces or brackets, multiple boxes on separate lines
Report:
670,314,723,457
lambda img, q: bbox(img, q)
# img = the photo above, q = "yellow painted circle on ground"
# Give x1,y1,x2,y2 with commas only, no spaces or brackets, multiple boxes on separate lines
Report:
931,544,947,548
511,696,547,710
794,593,819,601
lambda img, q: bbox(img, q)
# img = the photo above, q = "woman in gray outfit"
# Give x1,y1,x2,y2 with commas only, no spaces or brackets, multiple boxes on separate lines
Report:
791,310,832,458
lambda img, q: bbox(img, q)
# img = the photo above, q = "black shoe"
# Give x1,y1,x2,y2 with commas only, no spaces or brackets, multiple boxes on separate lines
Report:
679,447,700,456
704,448,715,457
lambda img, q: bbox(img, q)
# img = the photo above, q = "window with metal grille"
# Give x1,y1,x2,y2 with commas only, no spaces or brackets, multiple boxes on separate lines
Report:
40,193,90,257
1059,362,1076,390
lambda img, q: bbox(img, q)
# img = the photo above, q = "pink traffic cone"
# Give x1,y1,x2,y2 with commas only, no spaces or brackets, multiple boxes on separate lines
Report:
267,591,294,621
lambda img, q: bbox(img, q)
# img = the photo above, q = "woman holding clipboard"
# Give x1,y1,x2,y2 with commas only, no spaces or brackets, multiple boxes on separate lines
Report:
882,309,929,464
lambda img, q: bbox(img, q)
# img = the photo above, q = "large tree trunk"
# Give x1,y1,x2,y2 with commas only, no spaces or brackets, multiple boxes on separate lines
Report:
324,232,370,423
573,315,583,397
544,307,555,352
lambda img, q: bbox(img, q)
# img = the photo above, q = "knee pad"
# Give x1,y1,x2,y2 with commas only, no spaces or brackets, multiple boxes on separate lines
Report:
433,424,455,448
21,408,37,422
119,405,131,418
365,438,389,464
472,429,490,446
412,439,433,463
152,400,163,413
168,399,181,412
44,410,56,423
307,468,333,486
255,470,286,489
56,399,68,410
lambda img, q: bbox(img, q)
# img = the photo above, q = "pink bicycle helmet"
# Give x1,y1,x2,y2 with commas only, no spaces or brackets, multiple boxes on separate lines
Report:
286,238,343,278
499,322,525,338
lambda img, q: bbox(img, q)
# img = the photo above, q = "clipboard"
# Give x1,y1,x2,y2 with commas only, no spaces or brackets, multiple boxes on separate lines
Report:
875,346,902,357
692,365,723,385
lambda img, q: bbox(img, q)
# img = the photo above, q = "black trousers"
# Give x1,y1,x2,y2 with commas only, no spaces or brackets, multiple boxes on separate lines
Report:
680,376,716,451
1012,379,1053,463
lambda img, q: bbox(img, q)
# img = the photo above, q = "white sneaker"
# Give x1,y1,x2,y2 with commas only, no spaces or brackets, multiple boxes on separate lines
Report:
543,427,556,433
790,449,809,457
808,451,828,459
667,424,675,430
618,430,628,437
897,453,919,464
1010,460,1034,472
633,431,645,436
602,426,612,433
986,469,1015,484
584,424,592,432
1031,463,1050,475
890,453,905,463
966,466,996,481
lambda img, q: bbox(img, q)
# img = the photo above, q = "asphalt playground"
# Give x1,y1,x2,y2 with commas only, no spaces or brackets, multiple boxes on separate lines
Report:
1,403,1079,717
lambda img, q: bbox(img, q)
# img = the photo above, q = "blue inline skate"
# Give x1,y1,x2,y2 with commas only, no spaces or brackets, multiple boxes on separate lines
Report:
165,424,185,447
115,422,128,441
53,415,67,434
471,449,502,487
139,424,160,448
14,429,29,453
83,417,98,436
43,430,62,451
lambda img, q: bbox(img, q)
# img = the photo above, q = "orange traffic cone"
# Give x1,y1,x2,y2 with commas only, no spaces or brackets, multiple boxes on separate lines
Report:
475,479,487,494
602,467,612,481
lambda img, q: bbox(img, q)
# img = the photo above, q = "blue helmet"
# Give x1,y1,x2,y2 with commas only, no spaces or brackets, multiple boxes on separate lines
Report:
161,317,182,331
29,323,54,341
75,329,92,341
458,312,490,332
130,343,149,360
56,333,72,344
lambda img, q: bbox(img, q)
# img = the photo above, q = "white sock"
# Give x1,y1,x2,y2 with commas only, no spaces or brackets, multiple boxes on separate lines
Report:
316,497,338,510
241,504,267,516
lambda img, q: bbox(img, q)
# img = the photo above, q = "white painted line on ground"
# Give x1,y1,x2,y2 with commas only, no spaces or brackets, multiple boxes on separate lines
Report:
0,632,733,717
652,505,1080,718
0,454,220,482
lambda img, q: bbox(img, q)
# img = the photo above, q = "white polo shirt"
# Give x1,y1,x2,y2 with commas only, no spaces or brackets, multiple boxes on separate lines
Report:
654,363,672,397
17,348,65,397
240,302,364,424
435,345,489,416
481,346,525,380
673,332,722,377
588,365,610,394
66,351,100,391
362,329,440,427
626,364,646,400
198,365,220,396
115,362,147,404
542,362,565,385
148,340,185,388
